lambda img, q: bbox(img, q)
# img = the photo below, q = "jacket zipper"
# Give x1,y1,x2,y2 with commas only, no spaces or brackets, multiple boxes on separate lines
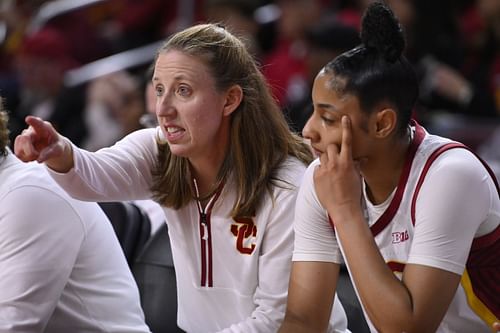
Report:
199,211,212,287
194,178,223,288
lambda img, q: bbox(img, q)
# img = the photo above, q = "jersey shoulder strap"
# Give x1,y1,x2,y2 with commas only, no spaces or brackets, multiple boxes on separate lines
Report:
410,143,499,226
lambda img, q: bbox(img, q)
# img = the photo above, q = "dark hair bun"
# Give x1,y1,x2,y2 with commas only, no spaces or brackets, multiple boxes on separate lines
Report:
360,1,405,63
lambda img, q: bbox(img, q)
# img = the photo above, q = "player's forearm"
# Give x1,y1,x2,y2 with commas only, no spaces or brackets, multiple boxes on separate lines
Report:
216,312,283,333
279,316,326,333
333,210,417,332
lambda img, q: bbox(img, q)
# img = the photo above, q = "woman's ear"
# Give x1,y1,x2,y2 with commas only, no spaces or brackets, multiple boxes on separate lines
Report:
223,85,243,116
374,107,397,138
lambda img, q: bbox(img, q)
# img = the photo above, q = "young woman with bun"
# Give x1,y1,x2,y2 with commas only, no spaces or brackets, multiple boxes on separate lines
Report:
279,2,499,332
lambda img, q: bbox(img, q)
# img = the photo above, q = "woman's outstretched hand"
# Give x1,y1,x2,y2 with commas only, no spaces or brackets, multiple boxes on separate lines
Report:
14,116,62,162
14,116,74,172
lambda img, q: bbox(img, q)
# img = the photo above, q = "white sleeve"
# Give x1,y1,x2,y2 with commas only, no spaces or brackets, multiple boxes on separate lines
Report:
49,128,158,202
0,186,84,332
293,159,343,264
409,149,496,275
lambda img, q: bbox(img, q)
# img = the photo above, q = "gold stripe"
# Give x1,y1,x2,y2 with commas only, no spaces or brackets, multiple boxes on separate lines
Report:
461,269,498,327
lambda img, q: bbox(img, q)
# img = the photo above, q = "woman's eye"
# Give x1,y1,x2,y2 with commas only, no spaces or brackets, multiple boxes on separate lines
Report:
177,86,191,96
321,116,335,125
155,86,164,97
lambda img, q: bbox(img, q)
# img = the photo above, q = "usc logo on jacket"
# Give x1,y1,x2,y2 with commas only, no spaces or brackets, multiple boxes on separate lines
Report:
231,217,257,255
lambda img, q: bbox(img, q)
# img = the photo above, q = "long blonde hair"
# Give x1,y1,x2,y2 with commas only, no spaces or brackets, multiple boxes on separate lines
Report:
150,24,312,217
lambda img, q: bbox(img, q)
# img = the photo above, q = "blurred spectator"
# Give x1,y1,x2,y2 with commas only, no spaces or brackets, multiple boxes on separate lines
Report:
412,0,498,118
38,6,111,64
467,0,500,176
203,0,263,58
460,0,499,114
284,17,360,133
261,0,324,107
83,70,144,151
98,0,206,52
138,65,158,129
11,27,87,146
98,0,172,52
0,0,47,123
333,0,369,30
412,0,464,68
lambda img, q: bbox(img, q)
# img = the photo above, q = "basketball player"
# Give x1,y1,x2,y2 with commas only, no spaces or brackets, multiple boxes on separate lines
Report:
280,2,499,332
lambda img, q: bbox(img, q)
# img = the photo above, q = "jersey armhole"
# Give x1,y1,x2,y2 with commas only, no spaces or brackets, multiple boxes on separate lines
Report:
410,143,500,226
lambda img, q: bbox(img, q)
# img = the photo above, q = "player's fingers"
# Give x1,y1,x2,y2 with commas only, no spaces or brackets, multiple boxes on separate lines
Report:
325,143,339,164
13,132,39,161
319,147,329,168
340,116,353,161
25,115,53,138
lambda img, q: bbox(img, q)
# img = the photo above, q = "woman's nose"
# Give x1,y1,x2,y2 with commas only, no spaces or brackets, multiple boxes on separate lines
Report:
156,94,176,117
302,117,317,141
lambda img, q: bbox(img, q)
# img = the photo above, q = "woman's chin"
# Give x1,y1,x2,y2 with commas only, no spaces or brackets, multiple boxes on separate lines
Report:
168,145,190,158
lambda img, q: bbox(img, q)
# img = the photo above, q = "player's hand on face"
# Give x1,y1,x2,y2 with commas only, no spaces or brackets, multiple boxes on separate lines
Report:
313,115,362,220
14,116,64,163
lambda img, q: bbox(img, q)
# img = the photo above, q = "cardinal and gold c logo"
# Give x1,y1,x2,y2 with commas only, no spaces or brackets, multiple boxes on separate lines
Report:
230,217,257,255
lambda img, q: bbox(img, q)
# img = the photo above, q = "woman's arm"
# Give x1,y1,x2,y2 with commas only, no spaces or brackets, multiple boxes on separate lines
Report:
279,261,340,333
280,159,345,332
48,129,158,202
15,116,158,202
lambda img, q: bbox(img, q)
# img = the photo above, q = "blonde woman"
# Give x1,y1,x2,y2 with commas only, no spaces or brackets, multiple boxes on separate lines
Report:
15,24,349,332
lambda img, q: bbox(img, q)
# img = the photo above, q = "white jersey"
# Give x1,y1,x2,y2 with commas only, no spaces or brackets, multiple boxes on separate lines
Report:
293,122,500,332
48,128,349,333
0,152,150,333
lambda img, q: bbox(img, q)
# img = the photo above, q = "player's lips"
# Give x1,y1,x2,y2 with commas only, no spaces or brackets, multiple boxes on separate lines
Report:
311,146,323,158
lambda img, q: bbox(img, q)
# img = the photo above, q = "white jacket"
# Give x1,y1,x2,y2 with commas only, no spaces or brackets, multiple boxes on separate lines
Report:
49,128,349,333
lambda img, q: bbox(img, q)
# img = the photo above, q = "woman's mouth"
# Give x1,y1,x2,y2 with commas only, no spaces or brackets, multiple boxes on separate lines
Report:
163,125,185,142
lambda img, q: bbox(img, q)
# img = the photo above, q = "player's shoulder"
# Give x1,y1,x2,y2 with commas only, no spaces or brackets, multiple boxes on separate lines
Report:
302,157,320,181
0,156,59,197
113,127,158,149
277,156,308,180
1,154,103,221
427,146,488,180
